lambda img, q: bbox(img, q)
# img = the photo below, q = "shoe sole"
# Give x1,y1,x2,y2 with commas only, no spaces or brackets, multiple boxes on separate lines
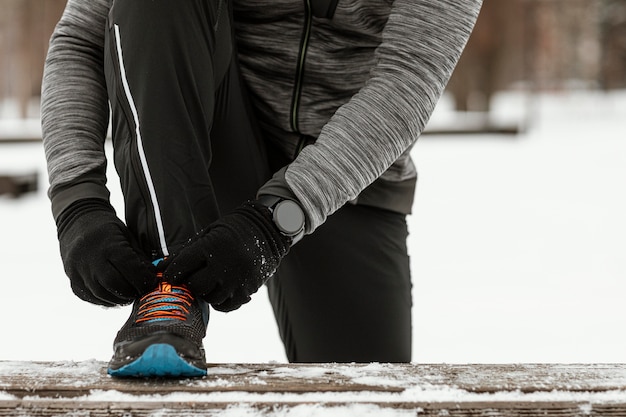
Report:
107,344,207,378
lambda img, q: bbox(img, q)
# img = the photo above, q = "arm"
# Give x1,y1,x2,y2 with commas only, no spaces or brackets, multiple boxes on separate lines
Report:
285,0,483,232
41,0,111,220
42,1,157,306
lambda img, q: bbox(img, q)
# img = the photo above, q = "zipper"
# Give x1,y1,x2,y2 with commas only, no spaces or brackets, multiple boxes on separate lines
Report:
290,0,313,135
111,24,169,258
109,28,159,256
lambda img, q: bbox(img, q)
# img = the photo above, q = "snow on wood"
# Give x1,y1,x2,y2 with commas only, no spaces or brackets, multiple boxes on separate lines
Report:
1,362,626,416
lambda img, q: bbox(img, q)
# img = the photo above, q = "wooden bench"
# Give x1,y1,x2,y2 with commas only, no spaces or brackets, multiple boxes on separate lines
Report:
0,172,38,198
2,362,626,416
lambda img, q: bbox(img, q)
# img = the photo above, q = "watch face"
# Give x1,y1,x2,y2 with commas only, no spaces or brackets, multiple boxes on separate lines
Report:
274,200,305,235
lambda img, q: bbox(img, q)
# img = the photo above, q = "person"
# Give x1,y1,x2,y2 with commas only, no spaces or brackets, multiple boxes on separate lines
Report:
42,0,482,377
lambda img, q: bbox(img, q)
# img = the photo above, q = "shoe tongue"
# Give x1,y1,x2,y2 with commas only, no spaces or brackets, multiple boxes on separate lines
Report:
158,282,173,293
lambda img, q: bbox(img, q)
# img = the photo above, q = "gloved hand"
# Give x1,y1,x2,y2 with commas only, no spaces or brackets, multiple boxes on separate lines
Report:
57,198,157,306
163,201,291,312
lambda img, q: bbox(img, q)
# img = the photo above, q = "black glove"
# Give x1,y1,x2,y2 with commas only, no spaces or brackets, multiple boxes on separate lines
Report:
57,198,157,306
163,201,291,312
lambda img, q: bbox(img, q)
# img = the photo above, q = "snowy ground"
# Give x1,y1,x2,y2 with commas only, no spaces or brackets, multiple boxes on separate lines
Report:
1,90,625,364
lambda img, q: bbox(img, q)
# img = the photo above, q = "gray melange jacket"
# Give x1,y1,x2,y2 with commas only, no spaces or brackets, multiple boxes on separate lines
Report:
42,0,482,233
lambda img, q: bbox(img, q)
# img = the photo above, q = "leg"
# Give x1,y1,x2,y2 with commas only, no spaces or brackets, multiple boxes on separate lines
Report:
209,50,272,216
267,204,413,363
104,0,263,258
103,0,271,378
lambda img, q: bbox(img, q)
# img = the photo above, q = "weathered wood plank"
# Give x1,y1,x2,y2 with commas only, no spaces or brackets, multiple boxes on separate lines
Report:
4,400,626,417
0,172,38,197
2,362,626,416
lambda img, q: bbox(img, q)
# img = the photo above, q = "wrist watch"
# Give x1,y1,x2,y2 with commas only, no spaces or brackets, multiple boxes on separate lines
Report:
257,195,306,246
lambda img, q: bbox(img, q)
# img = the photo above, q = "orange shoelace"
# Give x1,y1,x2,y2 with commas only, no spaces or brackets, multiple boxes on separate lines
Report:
135,282,194,324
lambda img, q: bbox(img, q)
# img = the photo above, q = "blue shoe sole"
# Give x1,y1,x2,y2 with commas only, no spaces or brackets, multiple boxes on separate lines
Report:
107,344,207,378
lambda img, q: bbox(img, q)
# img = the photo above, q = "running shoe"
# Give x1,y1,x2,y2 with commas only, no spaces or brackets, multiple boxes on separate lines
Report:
107,282,209,378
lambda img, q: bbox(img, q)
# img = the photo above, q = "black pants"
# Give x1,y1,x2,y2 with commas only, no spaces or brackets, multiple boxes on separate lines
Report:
104,0,412,362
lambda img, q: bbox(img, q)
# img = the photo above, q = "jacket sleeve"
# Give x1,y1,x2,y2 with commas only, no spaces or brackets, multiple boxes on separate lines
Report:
284,0,483,233
41,0,111,220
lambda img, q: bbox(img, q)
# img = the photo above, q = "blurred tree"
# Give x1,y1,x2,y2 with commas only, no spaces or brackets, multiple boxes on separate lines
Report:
0,0,66,118
533,0,601,88
0,0,624,119
600,0,626,89
446,0,617,112
446,0,526,112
